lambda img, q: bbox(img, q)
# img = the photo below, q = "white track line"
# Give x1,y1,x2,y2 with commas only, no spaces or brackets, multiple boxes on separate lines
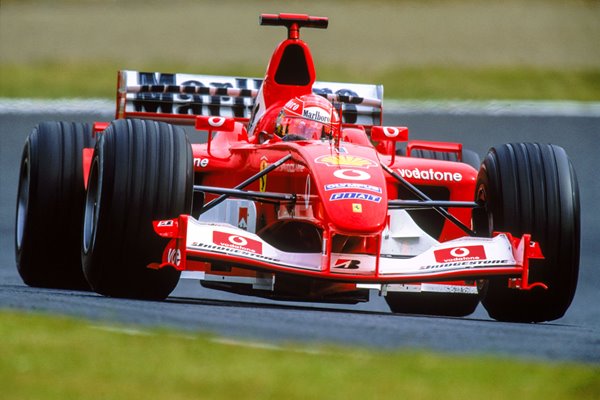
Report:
385,99,600,117
211,337,328,355
89,324,330,354
0,98,114,114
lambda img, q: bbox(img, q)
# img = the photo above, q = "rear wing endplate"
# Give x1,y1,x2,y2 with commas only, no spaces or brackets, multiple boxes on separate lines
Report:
116,70,383,128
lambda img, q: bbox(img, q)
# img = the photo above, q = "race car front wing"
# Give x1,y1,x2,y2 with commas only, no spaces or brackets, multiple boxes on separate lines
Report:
150,215,547,290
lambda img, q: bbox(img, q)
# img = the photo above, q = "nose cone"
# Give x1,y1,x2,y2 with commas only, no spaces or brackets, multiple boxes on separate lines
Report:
314,153,388,234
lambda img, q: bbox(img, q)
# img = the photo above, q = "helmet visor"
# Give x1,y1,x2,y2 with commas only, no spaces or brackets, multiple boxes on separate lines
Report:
279,116,331,140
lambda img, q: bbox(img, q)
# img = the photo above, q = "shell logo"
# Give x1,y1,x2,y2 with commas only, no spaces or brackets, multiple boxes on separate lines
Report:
316,155,377,168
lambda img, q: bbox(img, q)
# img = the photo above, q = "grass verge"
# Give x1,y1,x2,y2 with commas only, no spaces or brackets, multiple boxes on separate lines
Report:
1,63,599,101
1,310,598,400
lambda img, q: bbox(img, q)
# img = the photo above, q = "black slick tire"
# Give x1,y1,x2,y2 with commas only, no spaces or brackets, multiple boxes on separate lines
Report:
385,290,480,317
15,122,95,289
82,119,193,300
385,147,481,317
473,143,580,322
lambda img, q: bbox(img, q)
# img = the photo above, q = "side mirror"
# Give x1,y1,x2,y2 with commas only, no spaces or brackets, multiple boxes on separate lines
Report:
371,126,409,142
195,116,236,132
371,126,409,165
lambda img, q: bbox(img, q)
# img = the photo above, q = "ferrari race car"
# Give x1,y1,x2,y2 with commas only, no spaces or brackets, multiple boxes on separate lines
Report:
16,14,580,323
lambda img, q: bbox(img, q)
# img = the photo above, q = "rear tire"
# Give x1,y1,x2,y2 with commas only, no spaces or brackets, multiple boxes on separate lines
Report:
474,143,580,322
15,122,95,289
82,119,193,300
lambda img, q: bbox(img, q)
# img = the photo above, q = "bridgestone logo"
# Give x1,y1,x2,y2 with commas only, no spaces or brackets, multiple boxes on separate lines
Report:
190,242,278,263
397,168,463,182
420,259,509,270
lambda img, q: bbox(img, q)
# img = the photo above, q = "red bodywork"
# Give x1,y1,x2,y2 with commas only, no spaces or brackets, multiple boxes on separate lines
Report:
87,14,544,303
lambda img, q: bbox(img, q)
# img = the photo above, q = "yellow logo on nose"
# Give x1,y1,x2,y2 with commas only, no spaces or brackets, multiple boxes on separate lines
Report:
316,155,377,168
352,203,362,213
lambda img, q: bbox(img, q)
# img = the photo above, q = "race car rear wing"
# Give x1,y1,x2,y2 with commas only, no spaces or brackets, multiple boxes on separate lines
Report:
116,70,383,128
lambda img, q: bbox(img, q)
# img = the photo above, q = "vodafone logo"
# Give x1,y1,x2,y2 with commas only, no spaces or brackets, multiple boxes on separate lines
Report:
197,116,235,131
434,245,486,263
383,127,401,138
371,126,408,141
213,231,262,254
284,98,301,112
228,235,248,246
208,117,226,127
333,169,371,181
450,247,470,257
397,168,463,182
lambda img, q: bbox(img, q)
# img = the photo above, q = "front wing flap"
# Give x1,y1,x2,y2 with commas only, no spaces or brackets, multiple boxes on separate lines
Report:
151,215,545,288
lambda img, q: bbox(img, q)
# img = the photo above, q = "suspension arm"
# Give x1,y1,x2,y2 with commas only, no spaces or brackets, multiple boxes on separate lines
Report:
198,153,293,215
382,163,477,236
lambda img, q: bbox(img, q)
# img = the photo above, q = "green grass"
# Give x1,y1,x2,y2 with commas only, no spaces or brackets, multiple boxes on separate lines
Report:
318,65,600,101
1,0,599,101
1,311,599,400
1,62,598,101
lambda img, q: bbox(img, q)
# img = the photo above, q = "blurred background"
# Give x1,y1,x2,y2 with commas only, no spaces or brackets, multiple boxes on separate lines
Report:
1,0,599,101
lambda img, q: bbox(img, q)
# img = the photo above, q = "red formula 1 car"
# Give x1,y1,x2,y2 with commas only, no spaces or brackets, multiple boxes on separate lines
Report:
16,14,580,322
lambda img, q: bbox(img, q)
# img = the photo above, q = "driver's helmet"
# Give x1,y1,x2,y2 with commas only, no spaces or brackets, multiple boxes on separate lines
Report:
275,94,340,140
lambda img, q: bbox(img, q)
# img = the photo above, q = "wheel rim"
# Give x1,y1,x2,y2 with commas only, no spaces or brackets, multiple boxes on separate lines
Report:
83,158,100,254
15,151,30,250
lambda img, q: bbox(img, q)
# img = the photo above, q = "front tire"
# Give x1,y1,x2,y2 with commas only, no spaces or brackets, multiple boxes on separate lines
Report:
473,143,580,322
82,119,193,300
15,122,95,289
385,290,479,317
386,147,481,317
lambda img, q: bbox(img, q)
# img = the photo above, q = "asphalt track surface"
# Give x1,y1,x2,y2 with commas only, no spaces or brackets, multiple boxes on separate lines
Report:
1,104,599,363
